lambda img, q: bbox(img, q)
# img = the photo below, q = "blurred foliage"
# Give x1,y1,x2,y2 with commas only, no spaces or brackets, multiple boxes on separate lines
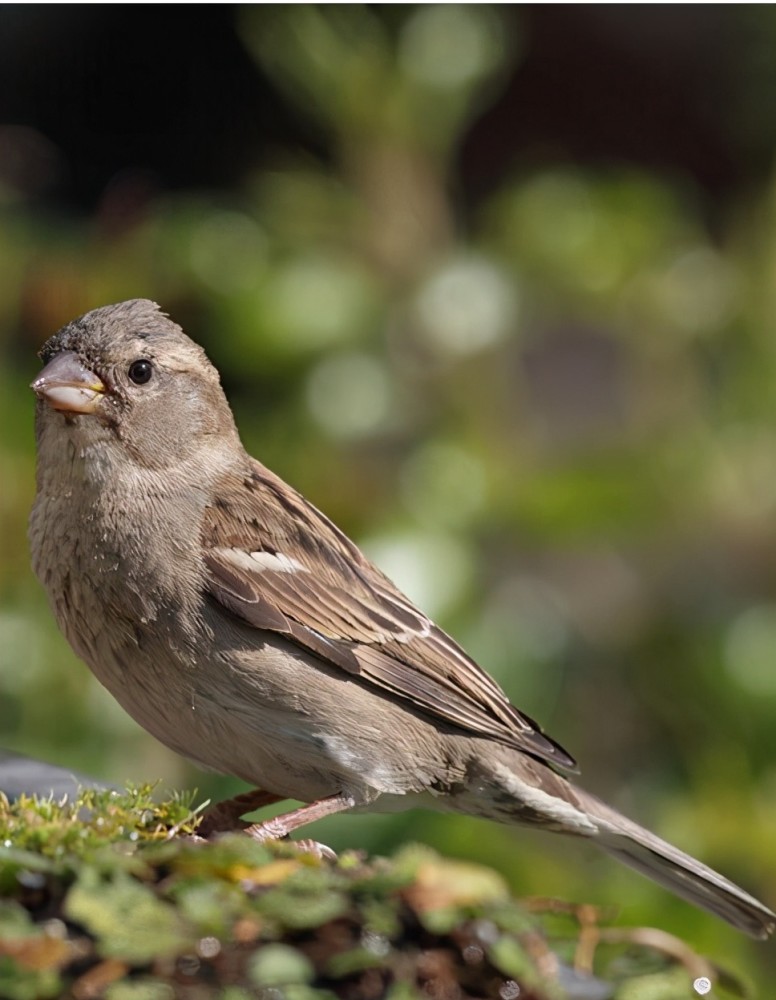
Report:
0,788,753,999
0,3,775,993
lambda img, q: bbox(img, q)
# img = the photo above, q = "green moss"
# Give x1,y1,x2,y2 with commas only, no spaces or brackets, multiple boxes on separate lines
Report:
0,785,202,858
0,787,751,998
65,868,192,963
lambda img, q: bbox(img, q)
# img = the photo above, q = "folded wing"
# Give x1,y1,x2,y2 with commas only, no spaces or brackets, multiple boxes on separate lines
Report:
202,461,576,770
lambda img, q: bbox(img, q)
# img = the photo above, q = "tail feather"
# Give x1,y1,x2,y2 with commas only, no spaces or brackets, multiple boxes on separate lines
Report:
486,758,775,938
581,789,775,940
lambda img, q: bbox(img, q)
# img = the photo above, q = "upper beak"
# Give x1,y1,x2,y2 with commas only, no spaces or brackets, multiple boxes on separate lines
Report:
31,351,105,414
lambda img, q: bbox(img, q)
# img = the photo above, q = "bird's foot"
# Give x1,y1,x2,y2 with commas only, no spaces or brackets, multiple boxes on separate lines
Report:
196,789,353,860
242,792,354,859
244,822,337,861
197,787,284,838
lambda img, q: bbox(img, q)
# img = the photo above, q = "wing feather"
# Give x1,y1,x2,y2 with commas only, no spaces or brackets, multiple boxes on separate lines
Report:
202,461,576,770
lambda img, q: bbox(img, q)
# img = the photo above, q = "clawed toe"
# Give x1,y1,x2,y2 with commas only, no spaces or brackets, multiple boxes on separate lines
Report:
295,838,338,861
198,790,353,857
244,823,337,860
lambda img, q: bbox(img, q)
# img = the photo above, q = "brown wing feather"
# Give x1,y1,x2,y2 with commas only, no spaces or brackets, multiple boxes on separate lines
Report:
202,460,576,770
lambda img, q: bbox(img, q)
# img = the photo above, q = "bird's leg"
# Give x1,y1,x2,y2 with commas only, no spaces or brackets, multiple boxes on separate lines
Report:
198,787,285,837
245,793,355,860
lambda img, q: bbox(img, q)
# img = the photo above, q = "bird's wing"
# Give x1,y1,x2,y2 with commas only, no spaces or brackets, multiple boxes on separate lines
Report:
201,460,575,770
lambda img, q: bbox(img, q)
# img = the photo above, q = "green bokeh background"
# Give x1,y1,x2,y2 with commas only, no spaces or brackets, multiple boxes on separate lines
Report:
1,6,775,991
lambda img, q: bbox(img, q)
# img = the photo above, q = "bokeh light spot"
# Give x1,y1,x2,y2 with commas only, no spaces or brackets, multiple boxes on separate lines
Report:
400,442,486,527
360,531,472,619
414,255,518,356
725,604,776,696
266,255,376,352
306,352,392,439
189,211,268,293
399,5,504,90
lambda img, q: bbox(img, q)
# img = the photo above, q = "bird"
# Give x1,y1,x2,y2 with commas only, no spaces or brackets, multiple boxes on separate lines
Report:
28,298,775,939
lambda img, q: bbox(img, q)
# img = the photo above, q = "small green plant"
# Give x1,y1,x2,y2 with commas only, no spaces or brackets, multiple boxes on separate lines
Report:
0,787,751,999
0,784,202,860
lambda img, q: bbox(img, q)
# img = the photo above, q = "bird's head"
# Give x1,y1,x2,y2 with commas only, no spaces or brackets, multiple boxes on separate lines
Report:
32,299,238,471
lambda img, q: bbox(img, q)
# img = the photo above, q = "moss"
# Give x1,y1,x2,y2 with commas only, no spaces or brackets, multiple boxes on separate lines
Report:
0,787,750,999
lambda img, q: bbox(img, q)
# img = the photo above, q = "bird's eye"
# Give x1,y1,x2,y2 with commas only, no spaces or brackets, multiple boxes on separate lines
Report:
128,359,153,385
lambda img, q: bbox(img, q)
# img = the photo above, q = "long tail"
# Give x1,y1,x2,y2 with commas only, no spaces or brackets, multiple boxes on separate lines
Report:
486,758,775,938
586,789,774,939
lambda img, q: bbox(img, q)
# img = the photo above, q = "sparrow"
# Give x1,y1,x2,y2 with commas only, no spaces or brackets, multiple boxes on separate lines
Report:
29,299,775,939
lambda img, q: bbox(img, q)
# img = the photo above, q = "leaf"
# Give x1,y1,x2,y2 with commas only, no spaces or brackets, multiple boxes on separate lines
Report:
0,957,62,1000
0,901,75,974
248,943,315,986
401,848,508,915
231,858,303,885
615,967,703,1000
0,936,72,972
256,884,350,929
64,868,191,964
488,936,562,1000
326,945,388,978
105,978,174,1000
173,881,242,938
71,958,129,998
0,901,37,939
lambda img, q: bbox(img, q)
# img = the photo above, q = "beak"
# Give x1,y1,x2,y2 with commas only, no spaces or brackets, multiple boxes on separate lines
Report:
31,351,105,414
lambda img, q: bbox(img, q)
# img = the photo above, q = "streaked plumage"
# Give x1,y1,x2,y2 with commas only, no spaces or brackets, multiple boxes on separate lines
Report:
29,300,775,939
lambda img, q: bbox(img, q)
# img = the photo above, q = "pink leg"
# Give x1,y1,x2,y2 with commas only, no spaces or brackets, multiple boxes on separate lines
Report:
245,793,355,859
198,787,285,838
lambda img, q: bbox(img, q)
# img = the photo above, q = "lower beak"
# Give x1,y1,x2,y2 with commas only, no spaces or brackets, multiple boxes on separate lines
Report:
31,351,105,414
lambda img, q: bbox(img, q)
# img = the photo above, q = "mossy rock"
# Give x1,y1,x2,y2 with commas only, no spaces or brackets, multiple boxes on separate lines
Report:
0,787,748,999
